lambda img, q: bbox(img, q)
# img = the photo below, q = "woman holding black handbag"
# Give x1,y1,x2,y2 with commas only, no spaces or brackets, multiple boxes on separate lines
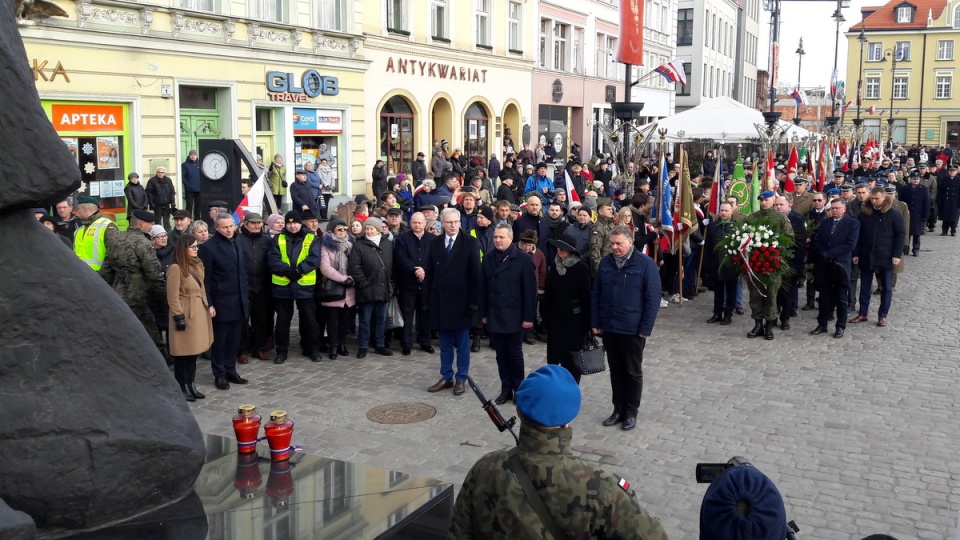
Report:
318,217,355,360
542,230,592,383
167,235,215,401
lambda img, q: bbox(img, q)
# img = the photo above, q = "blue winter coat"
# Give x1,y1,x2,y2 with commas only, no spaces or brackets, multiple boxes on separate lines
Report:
591,249,661,336
181,158,201,193
198,232,249,321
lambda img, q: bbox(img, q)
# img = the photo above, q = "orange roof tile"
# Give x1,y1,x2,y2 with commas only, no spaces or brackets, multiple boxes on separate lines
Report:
849,0,946,30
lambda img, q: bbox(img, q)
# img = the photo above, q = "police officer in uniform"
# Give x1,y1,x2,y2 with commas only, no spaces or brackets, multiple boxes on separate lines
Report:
746,191,793,340
451,365,667,539
74,195,120,271
99,209,166,352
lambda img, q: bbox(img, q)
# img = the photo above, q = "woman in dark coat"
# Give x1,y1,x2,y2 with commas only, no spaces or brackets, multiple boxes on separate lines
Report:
372,160,388,199
541,231,592,383
347,216,394,358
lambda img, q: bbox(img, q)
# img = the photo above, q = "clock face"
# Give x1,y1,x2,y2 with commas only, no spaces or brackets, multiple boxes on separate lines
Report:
202,151,229,180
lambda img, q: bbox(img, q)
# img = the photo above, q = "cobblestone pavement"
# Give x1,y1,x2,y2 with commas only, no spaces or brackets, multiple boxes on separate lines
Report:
189,233,960,539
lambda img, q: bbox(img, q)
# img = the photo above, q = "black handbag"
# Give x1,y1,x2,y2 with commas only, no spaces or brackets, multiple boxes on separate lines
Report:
574,334,606,375
317,278,346,302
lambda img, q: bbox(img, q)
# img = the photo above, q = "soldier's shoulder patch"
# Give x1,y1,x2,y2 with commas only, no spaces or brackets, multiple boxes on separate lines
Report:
618,477,630,491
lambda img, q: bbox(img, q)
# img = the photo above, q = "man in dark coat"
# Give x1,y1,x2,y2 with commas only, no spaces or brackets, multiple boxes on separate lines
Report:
591,226,661,431
198,212,250,390
372,160,388,199
423,208,481,396
810,200,860,338
511,194,550,253
850,188,905,328
236,212,275,362
899,171,930,256
411,152,427,184
267,210,320,364
704,202,739,325
290,169,319,215
936,164,960,236
181,150,202,220
123,172,148,214
487,154,501,182
479,224,537,404
394,212,433,355
348,216,395,358
146,166,176,230
802,191,830,311
774,196,807,329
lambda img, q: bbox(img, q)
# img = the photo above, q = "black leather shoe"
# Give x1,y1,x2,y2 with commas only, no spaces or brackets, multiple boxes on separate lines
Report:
494,391,513,405
181,385,195,402
402,347,412,356
187,383,205,399
746,320,764,338
375,347,393,356
810,326,828,335
338,345,349,356
780,319,791,330
720,314,732,325
621,416,637,431
308,353,320,362
420,345,435,353
764,320,775,340
328,351,338,360
274,353,287,365
602,411,623,426
357,348,367,359
225,373,248,385
522,336,535,345
801,303,815,311
706,315,722,323
834,328,844,338
215,377,230,390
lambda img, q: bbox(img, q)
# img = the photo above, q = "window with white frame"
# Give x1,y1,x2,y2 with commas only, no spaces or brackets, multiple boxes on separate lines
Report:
702,63,707,96
955,4,960,29
316,0,342,31
936,75,952,98
475,0,490,47
386,0,406,32
676,62,691,96
677,9,693,46
181,0,215,12
553,23,568,71
572,28,582,73
896,6,912,22
252,0,285,22
893,75,908,98
865,76,881,99
895,41,910,60
938,40,954,60
508,1,522,51
868,43,882,61
431,0,447,39
539,19,548,67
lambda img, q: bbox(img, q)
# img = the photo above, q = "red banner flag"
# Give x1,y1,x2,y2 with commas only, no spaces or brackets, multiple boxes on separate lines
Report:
616,0,644,65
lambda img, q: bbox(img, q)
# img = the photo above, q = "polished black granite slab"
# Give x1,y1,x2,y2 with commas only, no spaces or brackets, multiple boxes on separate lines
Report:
63,434,453,540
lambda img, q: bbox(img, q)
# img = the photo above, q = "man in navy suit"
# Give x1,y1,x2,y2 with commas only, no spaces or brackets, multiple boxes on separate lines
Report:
198,213,250,389
423,208,482,396
479,224,537,405
810,199,860,338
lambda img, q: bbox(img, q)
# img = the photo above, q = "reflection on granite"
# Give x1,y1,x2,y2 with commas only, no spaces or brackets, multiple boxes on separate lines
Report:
71,434,453,539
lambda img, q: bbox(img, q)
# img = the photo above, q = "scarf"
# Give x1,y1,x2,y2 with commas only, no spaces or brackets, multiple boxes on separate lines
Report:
323,231,352,273
613,246,635,269
554,253,580,276
546,214,567,230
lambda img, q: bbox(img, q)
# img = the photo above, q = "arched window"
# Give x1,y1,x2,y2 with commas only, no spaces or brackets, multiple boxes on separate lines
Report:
463,102,489,160
380,96,415,175
954,3,960,28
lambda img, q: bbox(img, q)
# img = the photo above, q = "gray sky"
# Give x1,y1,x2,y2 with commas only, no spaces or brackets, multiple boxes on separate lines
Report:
759,0,874,90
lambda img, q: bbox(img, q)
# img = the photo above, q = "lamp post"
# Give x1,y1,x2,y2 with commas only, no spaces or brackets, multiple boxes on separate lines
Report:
830,4,846,119
883,47,899,152
854,27,867,127
794,38,805,126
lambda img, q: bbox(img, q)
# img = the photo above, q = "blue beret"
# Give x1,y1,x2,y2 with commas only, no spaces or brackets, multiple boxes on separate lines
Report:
700,466,787,540
758,190,776,200
825,187,840,196
516,365,581,426
876,180,887,186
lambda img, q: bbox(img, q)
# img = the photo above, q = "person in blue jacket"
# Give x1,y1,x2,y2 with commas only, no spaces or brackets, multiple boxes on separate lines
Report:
524,162,554,203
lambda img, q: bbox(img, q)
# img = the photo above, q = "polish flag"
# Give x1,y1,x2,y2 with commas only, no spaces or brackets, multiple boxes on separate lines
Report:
235,171,268,221
563,169,582,204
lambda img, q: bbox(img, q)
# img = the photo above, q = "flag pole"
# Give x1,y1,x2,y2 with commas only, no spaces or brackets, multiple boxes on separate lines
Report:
677,142,684,308
653,128,668,265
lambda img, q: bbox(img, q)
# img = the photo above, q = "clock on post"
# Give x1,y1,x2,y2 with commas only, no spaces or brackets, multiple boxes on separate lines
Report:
198,139,246,213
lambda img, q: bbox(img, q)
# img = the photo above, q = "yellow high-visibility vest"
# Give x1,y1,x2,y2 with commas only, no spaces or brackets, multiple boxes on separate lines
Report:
272,233,316,286
74,216,113,270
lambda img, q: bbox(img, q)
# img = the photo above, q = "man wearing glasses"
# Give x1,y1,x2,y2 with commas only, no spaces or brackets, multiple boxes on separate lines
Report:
146,167,176,230
801,192,829,312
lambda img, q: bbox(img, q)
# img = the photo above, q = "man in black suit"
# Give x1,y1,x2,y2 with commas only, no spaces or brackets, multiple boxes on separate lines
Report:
198,213,250,389
479,224,537,405
394,212,434,356
802,191,830,311
423,208,481,396
810,199,860,338
774,196,807,330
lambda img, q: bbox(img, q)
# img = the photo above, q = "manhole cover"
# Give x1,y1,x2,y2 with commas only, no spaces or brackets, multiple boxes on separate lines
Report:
366,402,437,425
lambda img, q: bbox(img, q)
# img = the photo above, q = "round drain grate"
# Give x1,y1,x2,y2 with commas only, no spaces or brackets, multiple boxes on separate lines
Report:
366,402,437,425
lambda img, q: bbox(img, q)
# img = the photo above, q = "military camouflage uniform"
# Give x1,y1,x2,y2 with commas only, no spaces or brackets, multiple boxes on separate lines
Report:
450,423,668,539
589,215,615,277
100,228,166,347
746,208,794,321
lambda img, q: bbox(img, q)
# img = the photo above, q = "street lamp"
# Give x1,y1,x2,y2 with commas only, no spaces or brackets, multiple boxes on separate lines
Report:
830,4,846,119
794,38,805,126
882,47,900,151
854,26,867,127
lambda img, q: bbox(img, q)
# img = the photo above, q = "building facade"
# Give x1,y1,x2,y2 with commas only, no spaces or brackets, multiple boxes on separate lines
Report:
361,0,535,179
675,0,760,112
532,0,678,163
847,0,960,147
21,0,368,216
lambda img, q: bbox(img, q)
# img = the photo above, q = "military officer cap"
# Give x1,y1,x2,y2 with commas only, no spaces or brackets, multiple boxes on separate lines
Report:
876,180,887,186
77,195,99,207
840,184,854,192
833,170,846,178
855,177,868,184
918,163,928,168
884,185,897,194
950,164,959,170
794,177,808,184
596,197,614,208
132,210,157,223
825,187,841,196
909,170,921,178
515,365,581,426
758,190,776,200
208,200,229,209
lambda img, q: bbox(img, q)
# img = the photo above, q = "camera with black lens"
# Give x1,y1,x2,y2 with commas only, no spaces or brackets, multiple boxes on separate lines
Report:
695,455,753,483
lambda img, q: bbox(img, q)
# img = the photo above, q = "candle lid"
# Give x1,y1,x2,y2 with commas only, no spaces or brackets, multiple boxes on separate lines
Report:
270,410,287,421
238,404,256,415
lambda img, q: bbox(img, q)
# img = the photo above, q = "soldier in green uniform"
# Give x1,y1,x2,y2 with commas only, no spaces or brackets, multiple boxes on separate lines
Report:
100,209,167,351
886,184,909,289
746,190,794,341
791,177,814,215
588,198,615,276
450,365,668,539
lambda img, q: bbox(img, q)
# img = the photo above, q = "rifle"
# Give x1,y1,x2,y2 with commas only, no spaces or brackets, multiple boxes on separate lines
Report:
465,375,519,444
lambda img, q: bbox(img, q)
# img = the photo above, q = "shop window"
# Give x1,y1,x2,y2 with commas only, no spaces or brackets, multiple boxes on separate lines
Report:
538,104,568,162
63,135,127,212
463,102,489,161
380,96,415,176
316,0,342,31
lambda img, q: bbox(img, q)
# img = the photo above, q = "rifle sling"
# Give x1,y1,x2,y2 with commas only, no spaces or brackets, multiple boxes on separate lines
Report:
506,447,570,540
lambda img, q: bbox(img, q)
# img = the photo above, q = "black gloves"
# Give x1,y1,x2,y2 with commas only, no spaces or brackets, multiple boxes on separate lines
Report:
342,276,355,287
286,268,301,280
468,304,479,315
902,246,910,256
173,314,186,331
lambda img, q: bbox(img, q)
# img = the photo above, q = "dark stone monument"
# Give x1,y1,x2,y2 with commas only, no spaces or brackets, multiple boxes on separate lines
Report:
0,2,206,536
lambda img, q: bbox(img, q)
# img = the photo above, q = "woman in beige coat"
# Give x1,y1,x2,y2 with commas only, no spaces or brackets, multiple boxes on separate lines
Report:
167,234,215,401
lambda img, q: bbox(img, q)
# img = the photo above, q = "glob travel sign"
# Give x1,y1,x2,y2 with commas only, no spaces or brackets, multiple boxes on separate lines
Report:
266,70,339,102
